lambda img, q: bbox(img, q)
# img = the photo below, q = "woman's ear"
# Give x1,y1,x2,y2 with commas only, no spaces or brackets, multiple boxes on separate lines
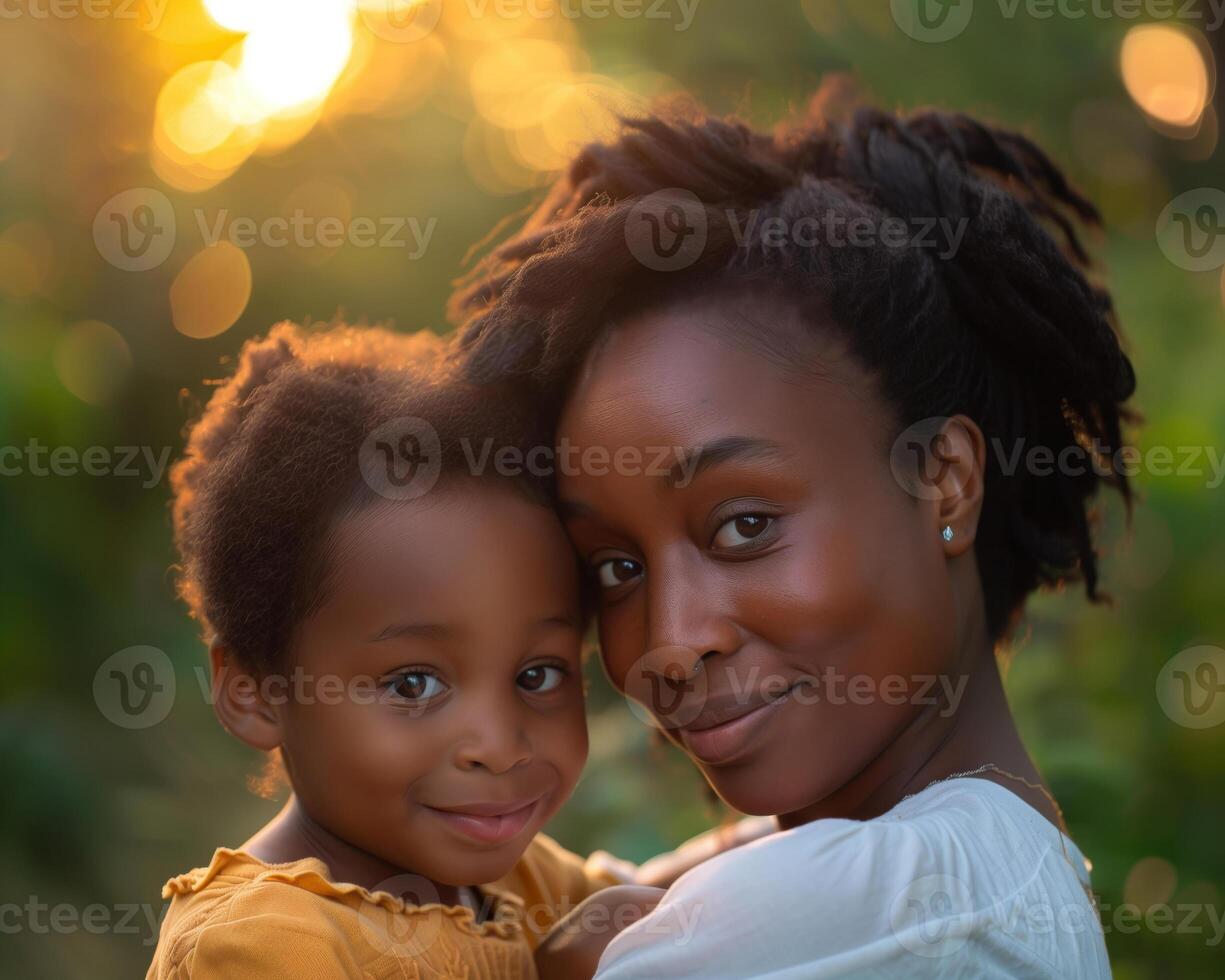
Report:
929,414,986,558
209,641,283,752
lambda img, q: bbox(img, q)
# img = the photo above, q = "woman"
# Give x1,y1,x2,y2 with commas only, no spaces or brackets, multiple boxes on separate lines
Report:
453,80,1131,977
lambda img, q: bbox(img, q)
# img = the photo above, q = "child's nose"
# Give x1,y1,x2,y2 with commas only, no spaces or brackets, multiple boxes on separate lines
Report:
453,701,532,774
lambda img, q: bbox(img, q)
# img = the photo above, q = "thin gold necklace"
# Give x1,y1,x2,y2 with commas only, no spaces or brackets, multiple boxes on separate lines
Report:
920,761,1068,834
917,763,1100,909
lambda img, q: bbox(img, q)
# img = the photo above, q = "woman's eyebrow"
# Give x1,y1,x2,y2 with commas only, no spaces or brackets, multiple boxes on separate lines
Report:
557,436,791,517
665,436,789,488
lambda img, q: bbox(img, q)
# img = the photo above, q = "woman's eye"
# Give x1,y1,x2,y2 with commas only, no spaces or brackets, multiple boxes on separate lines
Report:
712,514,774,549
518,665,566,693
595,557,643,589
387,672,446,702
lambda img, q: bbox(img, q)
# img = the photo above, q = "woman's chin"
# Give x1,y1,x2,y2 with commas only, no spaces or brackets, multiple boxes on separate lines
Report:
696,765,825,820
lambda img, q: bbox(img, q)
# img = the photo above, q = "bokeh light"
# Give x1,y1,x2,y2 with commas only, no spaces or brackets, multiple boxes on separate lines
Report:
1120,25,1214,134
1123,856,1178,912
53,320,133,407
237,6,355,116
169,241,252,339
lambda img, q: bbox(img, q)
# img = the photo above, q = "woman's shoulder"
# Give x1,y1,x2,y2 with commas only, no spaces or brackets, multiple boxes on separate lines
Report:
593,778,1108,978
672,776,1093,902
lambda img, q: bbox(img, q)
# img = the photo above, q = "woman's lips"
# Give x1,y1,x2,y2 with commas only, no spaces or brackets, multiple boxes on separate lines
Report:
678,686,797,765
423,795,544,845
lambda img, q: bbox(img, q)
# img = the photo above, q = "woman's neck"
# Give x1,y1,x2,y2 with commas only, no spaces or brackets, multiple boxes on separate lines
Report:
242,795,465,907
778,611,1060,832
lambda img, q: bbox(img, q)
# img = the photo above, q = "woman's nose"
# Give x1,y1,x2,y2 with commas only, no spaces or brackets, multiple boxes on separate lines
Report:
644,549,741,666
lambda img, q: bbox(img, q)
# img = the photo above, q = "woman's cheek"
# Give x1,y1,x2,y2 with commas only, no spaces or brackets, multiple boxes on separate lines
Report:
597,605,641,693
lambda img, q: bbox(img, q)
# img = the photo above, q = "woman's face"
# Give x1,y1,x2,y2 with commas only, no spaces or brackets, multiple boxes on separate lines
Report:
557,295,964,818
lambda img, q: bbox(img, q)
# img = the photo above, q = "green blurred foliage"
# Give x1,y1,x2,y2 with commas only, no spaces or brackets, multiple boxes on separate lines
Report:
1,2,1222,977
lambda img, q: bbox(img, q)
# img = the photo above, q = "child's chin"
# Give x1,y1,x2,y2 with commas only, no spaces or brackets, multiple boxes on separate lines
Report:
430,845,524,888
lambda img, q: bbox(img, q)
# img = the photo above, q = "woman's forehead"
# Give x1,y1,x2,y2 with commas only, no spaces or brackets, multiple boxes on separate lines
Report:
560,298,882,449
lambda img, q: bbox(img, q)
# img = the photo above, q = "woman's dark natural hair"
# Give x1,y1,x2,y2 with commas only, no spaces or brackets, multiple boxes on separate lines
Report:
171,321,556,675
451,77,1140,645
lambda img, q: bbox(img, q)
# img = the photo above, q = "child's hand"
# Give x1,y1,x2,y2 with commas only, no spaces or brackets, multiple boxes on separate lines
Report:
534,884,664,980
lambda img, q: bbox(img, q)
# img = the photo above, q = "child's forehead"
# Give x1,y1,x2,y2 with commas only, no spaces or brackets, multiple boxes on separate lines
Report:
319,485,580,625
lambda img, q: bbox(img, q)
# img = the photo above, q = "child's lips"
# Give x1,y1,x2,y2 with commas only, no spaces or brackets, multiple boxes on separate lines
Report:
423,794,545,845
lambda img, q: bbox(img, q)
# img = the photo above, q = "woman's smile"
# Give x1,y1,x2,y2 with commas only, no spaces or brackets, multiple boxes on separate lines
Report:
677,681,800,765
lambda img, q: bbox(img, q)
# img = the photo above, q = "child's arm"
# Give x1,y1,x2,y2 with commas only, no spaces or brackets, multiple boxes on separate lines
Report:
534,884,664,980
586,814,777,889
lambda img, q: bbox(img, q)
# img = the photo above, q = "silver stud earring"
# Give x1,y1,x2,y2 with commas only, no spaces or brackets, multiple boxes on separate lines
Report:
941,525,954,542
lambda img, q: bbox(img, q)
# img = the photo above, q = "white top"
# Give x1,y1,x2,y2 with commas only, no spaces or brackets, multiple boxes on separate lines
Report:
594,778,1111,979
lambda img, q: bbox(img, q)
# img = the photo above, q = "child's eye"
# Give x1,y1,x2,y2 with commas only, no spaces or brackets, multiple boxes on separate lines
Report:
518,665,566,693
712,514,775,549
386,671,447,703
595,557,643,589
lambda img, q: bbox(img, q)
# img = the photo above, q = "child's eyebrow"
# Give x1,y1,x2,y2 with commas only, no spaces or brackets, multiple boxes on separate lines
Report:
370,615,577,644
369,621,450,643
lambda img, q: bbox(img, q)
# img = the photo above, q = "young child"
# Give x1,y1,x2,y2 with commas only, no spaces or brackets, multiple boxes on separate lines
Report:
147,322,757,979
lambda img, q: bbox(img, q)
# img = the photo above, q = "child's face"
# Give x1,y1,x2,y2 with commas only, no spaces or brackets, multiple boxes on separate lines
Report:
558,297,971,820
278,481,588,886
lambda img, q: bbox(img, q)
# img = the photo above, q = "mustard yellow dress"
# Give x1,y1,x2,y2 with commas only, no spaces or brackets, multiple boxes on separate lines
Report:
145,834,623,979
